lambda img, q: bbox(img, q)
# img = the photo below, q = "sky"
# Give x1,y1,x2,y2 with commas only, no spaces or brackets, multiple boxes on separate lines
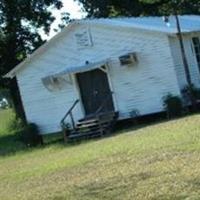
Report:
44,0,86,39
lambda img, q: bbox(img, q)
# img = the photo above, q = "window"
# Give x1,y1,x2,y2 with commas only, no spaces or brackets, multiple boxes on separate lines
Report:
192,37,200,71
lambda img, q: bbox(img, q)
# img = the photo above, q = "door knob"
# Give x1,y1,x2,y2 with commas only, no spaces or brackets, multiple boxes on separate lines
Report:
94,90,98,95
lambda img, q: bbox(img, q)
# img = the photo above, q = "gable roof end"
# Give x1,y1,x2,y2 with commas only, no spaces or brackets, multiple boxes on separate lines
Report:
4,15,200,78
4,22,79,78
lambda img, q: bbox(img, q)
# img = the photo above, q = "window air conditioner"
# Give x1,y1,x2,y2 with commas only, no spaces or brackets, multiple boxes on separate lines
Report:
119,52,138,66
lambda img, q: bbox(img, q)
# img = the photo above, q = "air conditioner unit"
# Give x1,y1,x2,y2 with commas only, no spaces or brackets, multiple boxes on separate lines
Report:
119,52,138,66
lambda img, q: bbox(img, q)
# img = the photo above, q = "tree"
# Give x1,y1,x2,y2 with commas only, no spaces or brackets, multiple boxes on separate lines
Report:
77,0,200,17
0,0,63,121
141,0,200,15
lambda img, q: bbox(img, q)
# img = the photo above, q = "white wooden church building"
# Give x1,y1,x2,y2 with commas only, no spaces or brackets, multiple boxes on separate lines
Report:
5,15,200,134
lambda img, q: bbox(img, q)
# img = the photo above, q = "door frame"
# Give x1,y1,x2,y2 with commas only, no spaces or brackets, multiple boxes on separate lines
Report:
73,65,117,116
72,74,86,116
104,64,118,113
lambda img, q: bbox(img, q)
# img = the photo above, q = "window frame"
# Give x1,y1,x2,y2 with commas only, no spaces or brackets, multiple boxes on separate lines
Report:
192,37,200,72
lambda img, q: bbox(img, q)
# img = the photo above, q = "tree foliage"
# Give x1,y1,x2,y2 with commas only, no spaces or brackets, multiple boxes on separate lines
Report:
0,0,63,81
77,0,200,17
0,0,63,119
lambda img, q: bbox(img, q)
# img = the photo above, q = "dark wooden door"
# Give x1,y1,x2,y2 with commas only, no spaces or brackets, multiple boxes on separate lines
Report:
76,68,114,115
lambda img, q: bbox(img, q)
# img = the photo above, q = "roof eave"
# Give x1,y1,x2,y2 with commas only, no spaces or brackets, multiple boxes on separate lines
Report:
3,73,14,79
4,70,18,79
4,22,79,79
4,57,30,78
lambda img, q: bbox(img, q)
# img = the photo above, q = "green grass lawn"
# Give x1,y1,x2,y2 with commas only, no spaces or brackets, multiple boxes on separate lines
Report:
0,109,26,156
0,109,200,200
0,109,14,136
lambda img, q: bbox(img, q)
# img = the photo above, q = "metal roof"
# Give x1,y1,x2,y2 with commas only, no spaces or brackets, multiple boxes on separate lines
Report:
82,15,200,34
45,59,109,79
4,15,200,78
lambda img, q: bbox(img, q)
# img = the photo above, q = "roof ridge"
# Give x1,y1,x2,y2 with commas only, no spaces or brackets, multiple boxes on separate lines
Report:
81,15,200,21
4,15,200,78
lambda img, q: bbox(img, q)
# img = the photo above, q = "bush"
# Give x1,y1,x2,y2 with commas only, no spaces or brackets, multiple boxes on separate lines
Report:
20,123,43,147
8,117,24,132
163,94,183,118
8,117,42,147
182,84,200,102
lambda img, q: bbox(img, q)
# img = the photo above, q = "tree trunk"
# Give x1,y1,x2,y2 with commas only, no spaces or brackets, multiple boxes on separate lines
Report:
9,78,27,123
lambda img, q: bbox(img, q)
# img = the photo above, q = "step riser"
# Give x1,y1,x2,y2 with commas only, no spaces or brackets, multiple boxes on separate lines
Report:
68,131,104,140
63,112,118,141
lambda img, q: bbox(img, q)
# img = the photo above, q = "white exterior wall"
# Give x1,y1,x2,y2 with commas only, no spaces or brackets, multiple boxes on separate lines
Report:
17,24,181,134
169,33,200,90
17,64,83,134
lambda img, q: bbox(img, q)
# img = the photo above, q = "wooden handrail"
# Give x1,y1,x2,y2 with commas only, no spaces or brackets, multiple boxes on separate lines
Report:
95,92,114,115
60,99,79,130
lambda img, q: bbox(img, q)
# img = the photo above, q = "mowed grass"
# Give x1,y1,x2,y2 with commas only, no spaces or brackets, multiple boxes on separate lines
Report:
0,110,200,200
0,109,26,155
0,109,14,136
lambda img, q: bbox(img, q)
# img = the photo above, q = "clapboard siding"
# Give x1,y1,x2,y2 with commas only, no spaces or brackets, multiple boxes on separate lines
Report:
17,24,180,134
169,34,200,90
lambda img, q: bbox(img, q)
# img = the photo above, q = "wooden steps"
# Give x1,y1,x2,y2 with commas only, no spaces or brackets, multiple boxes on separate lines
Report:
63,112,118,142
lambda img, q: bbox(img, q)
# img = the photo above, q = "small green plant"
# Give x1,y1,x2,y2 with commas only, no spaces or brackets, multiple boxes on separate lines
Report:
8,117,24,132
129,109,140,124
20,123,43,147
182,84,200,100
163,94,183,118
129,109,140,118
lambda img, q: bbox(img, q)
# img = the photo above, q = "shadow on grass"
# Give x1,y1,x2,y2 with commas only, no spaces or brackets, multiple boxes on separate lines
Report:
60,115,175,147
151,194,189,200
0,112,195,157
62,119,166,147
0,131,28,157
61,112,197,148
73,171,153,200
